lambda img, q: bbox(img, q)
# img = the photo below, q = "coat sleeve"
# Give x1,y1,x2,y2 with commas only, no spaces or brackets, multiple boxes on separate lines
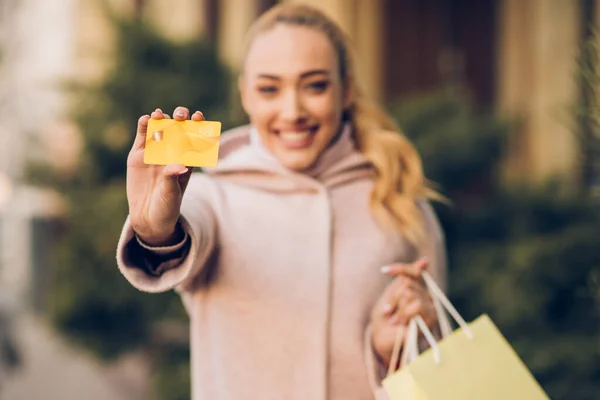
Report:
115,174,218,293
364,200,448,396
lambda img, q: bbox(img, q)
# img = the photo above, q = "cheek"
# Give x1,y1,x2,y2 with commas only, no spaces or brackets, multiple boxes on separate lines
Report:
304,92,343,124
245,94,276,126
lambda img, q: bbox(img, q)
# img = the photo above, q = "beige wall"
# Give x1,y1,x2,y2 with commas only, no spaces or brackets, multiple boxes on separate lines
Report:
497,0,581,184
218,0,260,70
147,0,206,40
147,0,206,41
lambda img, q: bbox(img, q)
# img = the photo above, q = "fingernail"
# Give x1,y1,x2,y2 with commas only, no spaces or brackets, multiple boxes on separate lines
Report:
174,109,185,117
177,168,189,175
155,108,162,113
380,265,391,274
382,303,393,314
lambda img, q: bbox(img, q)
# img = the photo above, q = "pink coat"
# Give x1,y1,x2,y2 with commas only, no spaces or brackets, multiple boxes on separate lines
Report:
116,124,447,400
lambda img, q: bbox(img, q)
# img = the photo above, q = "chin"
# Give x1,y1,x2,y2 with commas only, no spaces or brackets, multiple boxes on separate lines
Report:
279,152,319,171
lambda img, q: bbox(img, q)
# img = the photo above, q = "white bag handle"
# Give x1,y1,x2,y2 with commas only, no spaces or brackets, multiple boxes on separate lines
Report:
386,270,474,376
411,315,441,363
399,319,418,370
421,271,473,339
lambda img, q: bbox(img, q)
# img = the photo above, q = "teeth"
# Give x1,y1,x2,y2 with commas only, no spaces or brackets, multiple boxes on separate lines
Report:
280,131,311,142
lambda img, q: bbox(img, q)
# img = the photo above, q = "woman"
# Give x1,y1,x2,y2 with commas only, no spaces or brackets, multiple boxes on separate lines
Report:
118,4,446,399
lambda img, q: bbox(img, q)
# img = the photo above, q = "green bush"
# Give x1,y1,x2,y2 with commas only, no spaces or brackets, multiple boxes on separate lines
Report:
28,12,237,400
392,91,600,399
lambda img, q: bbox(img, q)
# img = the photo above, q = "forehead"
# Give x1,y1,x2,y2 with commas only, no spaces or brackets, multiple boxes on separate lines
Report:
244,24,338,78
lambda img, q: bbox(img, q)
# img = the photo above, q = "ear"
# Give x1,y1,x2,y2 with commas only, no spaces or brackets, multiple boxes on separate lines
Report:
238,75,251,115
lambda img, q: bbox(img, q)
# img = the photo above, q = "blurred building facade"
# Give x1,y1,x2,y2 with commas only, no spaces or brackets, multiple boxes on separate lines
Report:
0,0,596,317
0,0,596,398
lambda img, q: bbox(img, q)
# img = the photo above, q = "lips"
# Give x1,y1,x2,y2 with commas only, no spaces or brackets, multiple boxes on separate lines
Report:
274,125,319,149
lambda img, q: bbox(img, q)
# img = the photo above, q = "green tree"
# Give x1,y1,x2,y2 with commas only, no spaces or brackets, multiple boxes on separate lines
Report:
27,10,236,400
391,90,600,399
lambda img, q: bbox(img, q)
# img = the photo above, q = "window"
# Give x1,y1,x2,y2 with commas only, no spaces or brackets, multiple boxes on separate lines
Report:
133,0,146,17
257,0,278,15
204,0,219,43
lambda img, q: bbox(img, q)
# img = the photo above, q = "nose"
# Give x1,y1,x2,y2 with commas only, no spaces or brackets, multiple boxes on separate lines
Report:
280,89,307,122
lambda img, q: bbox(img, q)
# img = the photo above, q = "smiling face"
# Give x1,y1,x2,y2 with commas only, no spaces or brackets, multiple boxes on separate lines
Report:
239,24,350,171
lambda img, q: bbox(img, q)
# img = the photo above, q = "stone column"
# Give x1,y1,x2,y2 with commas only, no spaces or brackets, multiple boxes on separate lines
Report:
217,0,260,71
497,0,581,184
353,0,384,103
147,0,206,42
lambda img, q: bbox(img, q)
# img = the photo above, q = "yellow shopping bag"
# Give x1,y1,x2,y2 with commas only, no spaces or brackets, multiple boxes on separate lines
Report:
381,272,550,400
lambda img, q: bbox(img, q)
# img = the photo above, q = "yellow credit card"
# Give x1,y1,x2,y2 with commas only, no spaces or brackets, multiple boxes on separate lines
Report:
144,118,222,167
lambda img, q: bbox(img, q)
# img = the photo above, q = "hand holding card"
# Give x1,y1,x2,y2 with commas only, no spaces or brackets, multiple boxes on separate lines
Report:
127,107,210,247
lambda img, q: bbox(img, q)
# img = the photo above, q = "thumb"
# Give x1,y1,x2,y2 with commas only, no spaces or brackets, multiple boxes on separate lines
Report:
161,164,189,196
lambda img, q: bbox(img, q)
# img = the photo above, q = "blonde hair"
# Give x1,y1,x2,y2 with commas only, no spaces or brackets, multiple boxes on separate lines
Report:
243,4,440,244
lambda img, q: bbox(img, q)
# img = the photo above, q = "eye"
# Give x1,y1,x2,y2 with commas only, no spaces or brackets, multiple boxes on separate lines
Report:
258,86,278,95
306,80,330,93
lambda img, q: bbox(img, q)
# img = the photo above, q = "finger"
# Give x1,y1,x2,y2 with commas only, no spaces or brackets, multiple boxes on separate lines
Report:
381,257,428,278
163,164,188,177
387,277,428,320
191,111,205,121
132,114,150,150
160,164,189,196
390,290,424,324
177,166,194,193
409,287,437,327
151,108,166,119
392,285,435,326
402,299,425,321
173,106,190,121
382,302,395,317
381,277,413,316
163,113,171,119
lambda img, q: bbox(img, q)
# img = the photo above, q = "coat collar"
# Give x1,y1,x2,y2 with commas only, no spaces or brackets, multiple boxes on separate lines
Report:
206,124,373,193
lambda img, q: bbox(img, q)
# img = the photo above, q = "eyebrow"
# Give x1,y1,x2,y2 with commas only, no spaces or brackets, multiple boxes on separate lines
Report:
257,69,331,80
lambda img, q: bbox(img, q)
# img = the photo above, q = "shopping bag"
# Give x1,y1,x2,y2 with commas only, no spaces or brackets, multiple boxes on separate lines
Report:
381,272,550,400
144,118,221,167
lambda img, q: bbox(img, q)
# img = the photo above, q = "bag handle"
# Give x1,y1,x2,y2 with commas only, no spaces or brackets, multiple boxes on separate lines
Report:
421,271,473,338
386,314,441,377
399,319,418,368
385,270,474,376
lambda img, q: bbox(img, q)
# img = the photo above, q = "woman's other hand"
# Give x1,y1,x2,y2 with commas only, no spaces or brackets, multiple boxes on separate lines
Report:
369,257,437,367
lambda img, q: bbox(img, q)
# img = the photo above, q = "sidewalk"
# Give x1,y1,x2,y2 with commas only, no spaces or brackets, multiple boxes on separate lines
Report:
0,314,150,400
